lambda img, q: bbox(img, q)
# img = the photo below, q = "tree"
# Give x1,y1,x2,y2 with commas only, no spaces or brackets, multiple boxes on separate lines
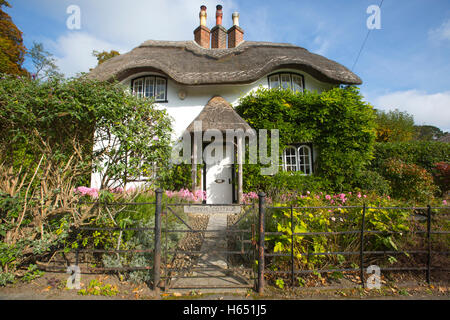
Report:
375,109,415,142
0,75,173,189
0,0,28,76
92,50,120,66
414,125,447,141
28,42,63,80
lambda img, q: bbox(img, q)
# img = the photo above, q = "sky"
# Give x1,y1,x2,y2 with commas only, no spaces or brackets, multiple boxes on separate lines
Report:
6,0,450,132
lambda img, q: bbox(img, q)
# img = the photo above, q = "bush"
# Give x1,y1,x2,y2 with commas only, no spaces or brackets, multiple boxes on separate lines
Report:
356,170,392,196
244,170,330,200
371,141,450,173
432,162,450,194
382,158,437,203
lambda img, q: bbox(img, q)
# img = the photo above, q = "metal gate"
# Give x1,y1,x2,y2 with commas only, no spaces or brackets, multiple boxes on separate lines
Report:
155,199,257,291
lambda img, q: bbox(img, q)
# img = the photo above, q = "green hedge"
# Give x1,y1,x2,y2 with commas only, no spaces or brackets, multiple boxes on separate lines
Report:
370,141,450,172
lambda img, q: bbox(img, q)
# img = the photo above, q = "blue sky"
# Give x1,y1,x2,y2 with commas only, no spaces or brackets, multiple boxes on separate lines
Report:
6,0,450,131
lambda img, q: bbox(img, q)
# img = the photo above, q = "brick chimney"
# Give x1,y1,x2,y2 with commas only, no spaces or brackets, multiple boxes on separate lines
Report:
211,5,227,49
194,5,210,49
227,12,244,48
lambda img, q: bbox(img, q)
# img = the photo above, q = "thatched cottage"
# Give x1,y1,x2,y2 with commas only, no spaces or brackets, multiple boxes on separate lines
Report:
88,5,362,204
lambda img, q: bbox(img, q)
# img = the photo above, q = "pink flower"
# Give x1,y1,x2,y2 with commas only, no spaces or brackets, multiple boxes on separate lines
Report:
444,200,448,205
363,195,367,198
306,191,310,195
357,193,362,198
325,195,331,200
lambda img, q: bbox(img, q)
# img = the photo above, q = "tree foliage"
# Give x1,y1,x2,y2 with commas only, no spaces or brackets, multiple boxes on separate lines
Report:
374,109,415,142
28,42,63,80
0,1,28,76
414,125,447,141
92,50,120,66
235,86,377,191
0,74,173,189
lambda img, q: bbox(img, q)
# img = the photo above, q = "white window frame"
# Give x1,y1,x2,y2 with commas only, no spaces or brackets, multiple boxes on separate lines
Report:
297,145,312,175
268,72,304,93
283,146,298,172
282,145,313,175
132,76,167,102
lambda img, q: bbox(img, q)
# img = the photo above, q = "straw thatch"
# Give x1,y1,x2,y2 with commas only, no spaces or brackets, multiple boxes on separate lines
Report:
88,40,362,85
185,96,251,133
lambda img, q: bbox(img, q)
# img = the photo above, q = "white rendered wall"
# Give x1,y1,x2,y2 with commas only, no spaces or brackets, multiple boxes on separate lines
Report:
120,69,335,139
90,70,335,189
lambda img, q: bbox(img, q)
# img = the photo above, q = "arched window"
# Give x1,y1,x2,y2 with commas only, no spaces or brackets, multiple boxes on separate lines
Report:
268,72,304,93
131,76,167,102
282,145,313,175
283,146,298,172
298,145,312,175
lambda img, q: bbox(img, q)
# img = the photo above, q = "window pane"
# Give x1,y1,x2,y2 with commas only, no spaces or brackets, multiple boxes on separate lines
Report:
269,75,280,89
298,146,311,175
280,74,291,89
144,77,155,98
292,75,303,93
133,79,143,97
284,147,297,172
155,78,166,100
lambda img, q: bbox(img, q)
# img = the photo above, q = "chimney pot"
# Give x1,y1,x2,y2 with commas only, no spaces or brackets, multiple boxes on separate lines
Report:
232,12,240,26
228,12,244,48
199,5,207,27
215,5,223,25
194,5,210,48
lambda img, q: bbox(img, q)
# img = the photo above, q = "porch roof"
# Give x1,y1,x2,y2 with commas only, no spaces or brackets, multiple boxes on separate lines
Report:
185,96,252,133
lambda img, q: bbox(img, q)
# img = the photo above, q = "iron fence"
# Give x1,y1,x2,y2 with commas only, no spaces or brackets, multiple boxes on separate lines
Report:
50,189,449,294
256,192,450,292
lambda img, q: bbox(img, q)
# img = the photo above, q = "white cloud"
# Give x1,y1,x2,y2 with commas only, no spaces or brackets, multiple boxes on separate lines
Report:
428,19,450,43
312,36,330,55
37,0,239,77
370,90,450,132
46,32,129,77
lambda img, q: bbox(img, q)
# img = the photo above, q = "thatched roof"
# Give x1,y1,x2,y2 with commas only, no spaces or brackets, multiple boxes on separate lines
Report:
88,40,362,85
437,133,450,143
185,96,252,133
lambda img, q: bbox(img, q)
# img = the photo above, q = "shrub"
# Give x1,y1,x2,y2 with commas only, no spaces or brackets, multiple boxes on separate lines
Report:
371,141,450,173
356,170,392,196
432,162,450,194
244,170,330,200
382,158,437,203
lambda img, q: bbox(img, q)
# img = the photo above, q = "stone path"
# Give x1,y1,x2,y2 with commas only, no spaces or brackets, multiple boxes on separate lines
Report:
167,212,252,293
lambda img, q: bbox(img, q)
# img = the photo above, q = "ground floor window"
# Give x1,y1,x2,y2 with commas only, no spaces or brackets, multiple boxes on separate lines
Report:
282,144,313,175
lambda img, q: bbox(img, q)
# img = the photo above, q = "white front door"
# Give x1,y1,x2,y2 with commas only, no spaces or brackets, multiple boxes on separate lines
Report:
205,142,234,204
206,162,233,204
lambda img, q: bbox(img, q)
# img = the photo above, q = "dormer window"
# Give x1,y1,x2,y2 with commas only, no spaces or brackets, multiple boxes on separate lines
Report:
268,73,304,93
131,76,167,102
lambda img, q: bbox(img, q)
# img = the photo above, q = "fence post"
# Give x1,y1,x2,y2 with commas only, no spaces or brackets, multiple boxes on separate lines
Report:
153,188,162,293
290,205,295,287
258,192,266,294
360,203,366,288
426,204,431,284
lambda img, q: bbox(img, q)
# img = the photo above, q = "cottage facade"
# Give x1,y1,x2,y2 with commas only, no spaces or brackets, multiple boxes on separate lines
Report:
88,5,362,204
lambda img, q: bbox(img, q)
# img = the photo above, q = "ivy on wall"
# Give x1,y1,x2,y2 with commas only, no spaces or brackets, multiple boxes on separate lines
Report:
235,86,377,191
